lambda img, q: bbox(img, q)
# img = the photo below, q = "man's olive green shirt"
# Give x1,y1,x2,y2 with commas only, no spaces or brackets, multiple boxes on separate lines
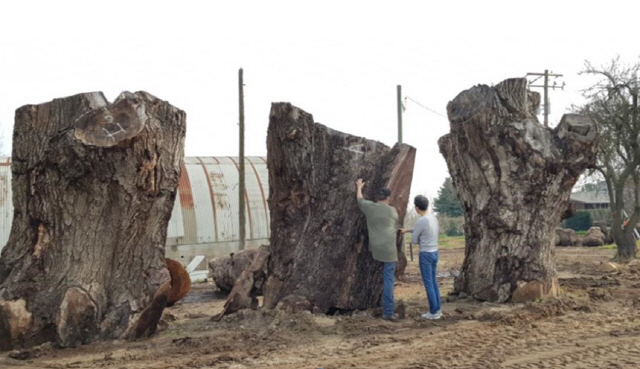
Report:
357,198,399,262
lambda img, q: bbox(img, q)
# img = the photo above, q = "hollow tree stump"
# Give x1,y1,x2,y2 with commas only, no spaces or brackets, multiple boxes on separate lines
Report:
438,78,598,303
0,91,185,350
262,103,415,313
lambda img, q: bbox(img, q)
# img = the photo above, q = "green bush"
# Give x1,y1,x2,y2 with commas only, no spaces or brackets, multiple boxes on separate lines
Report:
563,211,593,231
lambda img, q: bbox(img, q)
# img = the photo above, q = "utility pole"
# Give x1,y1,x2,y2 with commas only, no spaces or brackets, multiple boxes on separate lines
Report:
397,85,403,143
396,85,413,261
239,68,246,250
526,70,564,127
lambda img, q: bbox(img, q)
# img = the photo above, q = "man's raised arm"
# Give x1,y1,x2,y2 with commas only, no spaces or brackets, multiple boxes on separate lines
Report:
356,178,365,200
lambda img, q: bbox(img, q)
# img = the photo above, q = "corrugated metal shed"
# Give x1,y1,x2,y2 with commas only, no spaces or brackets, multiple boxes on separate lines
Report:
0,156,270,265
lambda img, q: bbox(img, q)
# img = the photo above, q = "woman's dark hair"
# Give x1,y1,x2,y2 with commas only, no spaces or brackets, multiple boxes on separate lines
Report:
414,195,429,211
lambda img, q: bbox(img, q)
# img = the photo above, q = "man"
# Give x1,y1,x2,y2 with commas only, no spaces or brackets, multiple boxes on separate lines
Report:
355,178,400,321
402,195,441,320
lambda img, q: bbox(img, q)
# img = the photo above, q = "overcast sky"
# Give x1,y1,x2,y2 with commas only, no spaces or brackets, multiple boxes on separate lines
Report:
1,0,639,201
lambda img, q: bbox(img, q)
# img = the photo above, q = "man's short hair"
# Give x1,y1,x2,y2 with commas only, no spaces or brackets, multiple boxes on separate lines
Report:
414,195,429,211
378,187,391,201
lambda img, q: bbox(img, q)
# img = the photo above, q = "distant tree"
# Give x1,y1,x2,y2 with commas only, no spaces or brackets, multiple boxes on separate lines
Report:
434,177,463,217
576,58,640,261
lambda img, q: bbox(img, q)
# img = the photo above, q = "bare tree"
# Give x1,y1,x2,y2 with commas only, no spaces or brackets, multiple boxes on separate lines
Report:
578,58,640,261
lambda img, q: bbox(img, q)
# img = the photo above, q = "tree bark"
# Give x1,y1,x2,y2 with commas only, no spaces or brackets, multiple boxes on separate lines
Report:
262,103,415,313
612,224,637,261
438,78,598,303
0,91,185,351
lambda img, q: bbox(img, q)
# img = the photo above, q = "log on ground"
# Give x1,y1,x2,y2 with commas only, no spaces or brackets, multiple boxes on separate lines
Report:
0,91,185,351
214,246,270,320
209,249,260,293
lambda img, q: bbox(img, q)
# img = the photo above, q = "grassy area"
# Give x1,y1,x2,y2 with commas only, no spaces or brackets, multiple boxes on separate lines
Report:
404,233,465,249
439,235,465,248
599,240,640,250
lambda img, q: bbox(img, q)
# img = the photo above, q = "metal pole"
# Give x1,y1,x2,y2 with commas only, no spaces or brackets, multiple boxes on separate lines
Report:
543,69,549,127
397,85,403,143
397,85,412,260
239,68,246,250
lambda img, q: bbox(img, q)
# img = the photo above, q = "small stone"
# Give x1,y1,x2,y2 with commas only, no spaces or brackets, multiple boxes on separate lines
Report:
597,262,619,273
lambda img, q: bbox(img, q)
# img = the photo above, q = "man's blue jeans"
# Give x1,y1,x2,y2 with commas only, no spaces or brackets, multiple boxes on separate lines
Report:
419,251,441,314
382,262,396,317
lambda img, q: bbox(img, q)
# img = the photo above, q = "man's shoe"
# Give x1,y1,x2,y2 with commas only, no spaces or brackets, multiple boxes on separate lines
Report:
382,313,400,321
421,312,442,320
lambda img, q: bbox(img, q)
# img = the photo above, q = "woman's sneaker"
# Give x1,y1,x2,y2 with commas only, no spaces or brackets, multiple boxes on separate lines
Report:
421,311,442,320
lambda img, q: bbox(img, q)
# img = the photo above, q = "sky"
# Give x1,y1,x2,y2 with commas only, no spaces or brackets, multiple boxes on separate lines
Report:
1,0,639,202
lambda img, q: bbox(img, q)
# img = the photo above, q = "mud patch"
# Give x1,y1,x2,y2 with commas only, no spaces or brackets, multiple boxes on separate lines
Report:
559,276,621,289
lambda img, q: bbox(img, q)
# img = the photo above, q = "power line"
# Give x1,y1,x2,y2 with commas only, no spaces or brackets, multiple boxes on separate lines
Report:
402,95,493,127
526,70,564,127
404,96,447,118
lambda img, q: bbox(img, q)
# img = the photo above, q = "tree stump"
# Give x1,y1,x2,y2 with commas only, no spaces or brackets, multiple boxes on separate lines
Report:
555,228,579,247
582,227,606,247
0,91,185,350
262,103,415,313
438,78,598,303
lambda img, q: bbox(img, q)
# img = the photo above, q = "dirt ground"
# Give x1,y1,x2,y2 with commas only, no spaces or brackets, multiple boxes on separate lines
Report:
3,245,640,369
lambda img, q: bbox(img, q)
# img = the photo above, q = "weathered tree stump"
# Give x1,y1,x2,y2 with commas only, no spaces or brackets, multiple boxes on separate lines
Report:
555,228,579,247
0,91,185,350
582,227,606,247
438,78,598,303
262,103,415,313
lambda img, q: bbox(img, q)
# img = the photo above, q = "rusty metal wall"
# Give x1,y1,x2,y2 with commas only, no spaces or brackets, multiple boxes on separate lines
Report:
0,156,270,262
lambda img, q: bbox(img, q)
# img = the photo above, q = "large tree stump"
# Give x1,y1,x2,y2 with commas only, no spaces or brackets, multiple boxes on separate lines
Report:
438,78,598,303
0,91,185,350
262,103,415,313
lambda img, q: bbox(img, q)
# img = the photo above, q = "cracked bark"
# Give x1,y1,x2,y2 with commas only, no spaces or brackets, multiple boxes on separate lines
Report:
0,91,185,350
438,78,598,303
